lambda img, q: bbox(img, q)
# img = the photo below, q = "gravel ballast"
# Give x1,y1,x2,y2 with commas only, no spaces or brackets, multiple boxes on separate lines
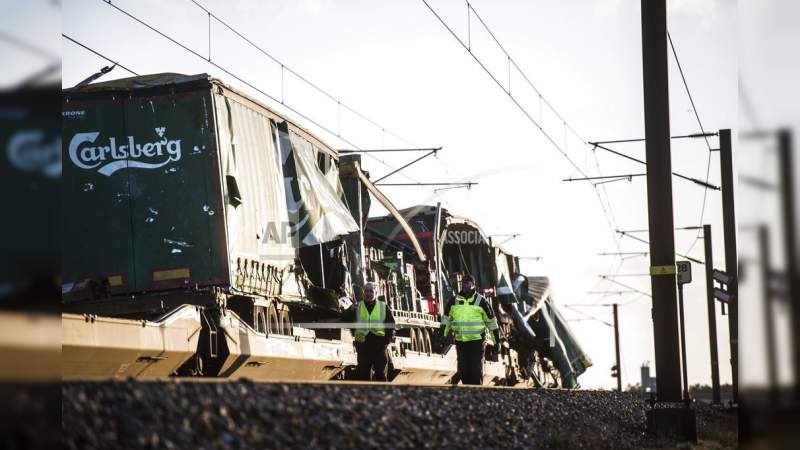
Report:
62,381,736,449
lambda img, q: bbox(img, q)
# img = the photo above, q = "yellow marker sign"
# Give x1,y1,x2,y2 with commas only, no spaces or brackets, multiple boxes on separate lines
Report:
650,264,676,276
153,267,191,281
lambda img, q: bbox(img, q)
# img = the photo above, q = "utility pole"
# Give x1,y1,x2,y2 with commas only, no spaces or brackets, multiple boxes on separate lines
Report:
613,303,622,393
703,224,721,405
677,270,689,400
719,129,739,404
641,0,696,439
778,130,800,403
759,226,780,405
641,0,683,403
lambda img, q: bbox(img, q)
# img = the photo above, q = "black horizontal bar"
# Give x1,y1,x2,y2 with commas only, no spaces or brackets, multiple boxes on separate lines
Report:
563,173,646,182
338,147,442,154
375,182,477,187
588,132,718,145
590,143,720,190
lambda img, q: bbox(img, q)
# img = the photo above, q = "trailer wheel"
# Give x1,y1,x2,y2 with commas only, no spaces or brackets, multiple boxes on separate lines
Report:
255,308,267,334
267,304,280,335
279,309,293,336
422,329,432,354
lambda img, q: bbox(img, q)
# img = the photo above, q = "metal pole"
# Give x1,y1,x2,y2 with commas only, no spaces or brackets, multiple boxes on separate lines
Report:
703,224,721,405
614,303,622,393
759,225,779,406
719,128,739,404
778,130,800,403
433,202,443,311
357,175,366,284
319,243,326,289
678,283,689,400
641,0,683,403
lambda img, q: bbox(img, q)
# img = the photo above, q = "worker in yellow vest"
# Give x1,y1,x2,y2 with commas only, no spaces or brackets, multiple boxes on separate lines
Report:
442,274,499,385
343,281,395,381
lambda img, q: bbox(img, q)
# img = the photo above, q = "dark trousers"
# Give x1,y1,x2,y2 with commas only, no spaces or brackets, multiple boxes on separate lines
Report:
455,339,484,385
355,336,388,381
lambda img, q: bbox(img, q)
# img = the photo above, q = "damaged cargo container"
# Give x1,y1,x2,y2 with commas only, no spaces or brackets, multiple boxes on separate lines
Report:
62,73,362,379
364,204,593,388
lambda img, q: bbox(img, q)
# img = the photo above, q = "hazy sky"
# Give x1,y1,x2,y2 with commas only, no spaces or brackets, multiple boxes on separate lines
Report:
53,0,740,389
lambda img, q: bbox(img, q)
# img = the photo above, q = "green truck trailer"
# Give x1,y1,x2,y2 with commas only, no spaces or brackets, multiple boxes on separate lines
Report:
62,73,364,379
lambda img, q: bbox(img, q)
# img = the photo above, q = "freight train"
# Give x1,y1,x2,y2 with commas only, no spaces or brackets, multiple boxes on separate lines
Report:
61,73,591,386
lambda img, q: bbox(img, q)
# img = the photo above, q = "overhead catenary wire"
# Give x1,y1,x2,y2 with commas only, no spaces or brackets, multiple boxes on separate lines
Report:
187,0,457,197
598,276,652,298
420,0,624,261
86,0,454,205
667,31,715,255
616,230,704,265
589,132,717,146
564,305,613,328
591,143,719,190
62,34,139,76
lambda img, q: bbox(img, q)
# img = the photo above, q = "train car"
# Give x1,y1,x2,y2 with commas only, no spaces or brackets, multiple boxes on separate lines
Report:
364,205,593,388
61,72,590,386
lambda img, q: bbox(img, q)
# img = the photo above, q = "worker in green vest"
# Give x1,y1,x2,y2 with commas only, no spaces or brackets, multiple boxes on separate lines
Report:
442,274,499,385
343,281,395,381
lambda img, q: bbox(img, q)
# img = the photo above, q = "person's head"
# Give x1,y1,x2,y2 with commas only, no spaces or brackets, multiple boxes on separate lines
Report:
461,275,475,294
363,282,377,303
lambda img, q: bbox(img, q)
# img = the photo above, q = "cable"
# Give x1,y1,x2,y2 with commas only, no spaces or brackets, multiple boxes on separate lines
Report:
667,32,712,152
188,0,418,150
90,0,449,204
185,0,452,199
564,305,612,328
667,31,714,255
420,0,624,260
0,31,59,60
62,34,139,76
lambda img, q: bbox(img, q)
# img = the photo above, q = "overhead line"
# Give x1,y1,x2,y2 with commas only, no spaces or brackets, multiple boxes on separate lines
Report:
592,143,719,190
420,0,624,258
616,231,704,265
668,31,715,255
93,0,450,199
62,34,139,76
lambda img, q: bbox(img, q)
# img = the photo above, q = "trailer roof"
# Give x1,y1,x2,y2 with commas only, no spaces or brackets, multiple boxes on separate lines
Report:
64,72,338,159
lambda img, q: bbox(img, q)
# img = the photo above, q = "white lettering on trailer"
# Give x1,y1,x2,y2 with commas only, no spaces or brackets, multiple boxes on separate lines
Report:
67,127,182,176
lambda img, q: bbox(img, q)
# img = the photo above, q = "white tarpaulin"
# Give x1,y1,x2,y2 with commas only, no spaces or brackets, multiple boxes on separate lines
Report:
215,95,296,270
275,122,358,247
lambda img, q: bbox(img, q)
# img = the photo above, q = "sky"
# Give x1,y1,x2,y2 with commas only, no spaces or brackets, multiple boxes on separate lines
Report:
50,0,743,390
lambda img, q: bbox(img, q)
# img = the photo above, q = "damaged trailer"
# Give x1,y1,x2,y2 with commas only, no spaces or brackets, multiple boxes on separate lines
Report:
62,73,365,380
365,205,593,388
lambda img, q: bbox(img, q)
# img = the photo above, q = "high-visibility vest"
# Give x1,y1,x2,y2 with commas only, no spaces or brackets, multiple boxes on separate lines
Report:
354,300,387,343
443,294,498,344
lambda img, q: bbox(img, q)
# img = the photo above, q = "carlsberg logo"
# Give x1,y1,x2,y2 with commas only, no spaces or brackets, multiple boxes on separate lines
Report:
68,127,182,176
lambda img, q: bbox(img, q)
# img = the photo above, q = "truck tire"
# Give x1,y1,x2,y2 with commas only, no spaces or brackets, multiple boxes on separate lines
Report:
255,308,267,334
267,304,280,335
280,309,292,336
409,329,418,352
421,329,432,354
